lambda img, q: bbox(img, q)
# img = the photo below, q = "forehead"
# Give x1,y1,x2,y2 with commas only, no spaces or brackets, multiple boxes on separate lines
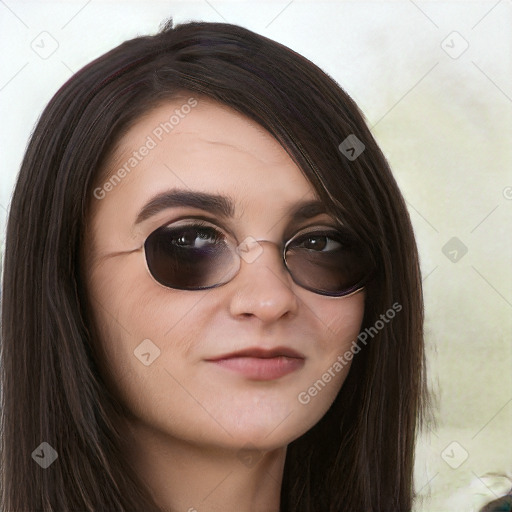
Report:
107,95,303,177
99,95,320,209
87,96,331,252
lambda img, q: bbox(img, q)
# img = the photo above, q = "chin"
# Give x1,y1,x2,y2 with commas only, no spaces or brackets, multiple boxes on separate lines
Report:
216,409,323,452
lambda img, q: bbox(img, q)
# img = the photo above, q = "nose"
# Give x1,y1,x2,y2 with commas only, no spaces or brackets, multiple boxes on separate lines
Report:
228,239,300,322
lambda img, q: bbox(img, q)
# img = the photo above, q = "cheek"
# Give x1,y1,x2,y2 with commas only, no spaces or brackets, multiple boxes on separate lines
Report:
84,253,206,387
307,291,366,358
293,291,366,412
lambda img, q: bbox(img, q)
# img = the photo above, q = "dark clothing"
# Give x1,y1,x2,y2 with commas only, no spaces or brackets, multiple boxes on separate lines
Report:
480,495,512,512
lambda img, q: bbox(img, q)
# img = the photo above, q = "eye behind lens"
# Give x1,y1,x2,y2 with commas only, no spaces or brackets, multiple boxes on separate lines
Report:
284,227,376,296
144,222,235,290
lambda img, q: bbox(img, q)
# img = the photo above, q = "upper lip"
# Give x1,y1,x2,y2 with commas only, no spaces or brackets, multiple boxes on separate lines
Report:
207,346,305,361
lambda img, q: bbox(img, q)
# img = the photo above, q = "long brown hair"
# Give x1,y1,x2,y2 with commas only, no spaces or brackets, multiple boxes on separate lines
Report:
1,19,429,511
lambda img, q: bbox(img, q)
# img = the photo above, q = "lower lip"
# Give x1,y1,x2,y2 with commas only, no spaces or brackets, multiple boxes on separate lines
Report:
209,356,305,380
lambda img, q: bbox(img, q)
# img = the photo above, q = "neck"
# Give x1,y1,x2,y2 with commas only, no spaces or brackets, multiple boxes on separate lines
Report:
122,419,286,512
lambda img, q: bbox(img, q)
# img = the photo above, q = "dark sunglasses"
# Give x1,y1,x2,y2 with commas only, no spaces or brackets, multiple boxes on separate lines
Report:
143,219,375,297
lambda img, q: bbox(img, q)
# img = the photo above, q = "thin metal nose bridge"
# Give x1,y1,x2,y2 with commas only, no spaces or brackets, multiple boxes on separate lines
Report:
233,237,289,266
230,237,294,288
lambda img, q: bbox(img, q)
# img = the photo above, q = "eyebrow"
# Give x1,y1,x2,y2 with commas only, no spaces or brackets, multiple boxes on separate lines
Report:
134,189,330,226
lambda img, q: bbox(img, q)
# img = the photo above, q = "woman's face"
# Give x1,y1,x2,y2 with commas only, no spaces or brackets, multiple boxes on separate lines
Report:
83,95,365,451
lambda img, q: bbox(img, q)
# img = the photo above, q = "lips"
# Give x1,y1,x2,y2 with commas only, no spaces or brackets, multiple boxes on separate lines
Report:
207,346,305,361
206,346,305,381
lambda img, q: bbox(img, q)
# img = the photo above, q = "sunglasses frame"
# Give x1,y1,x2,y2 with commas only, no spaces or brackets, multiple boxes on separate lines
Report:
142,223,374,298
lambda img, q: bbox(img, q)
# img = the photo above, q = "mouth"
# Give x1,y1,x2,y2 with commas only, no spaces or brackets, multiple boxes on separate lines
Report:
206,346,305,381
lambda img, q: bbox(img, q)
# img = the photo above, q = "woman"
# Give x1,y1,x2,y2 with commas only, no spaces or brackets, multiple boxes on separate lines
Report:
1,19,428,511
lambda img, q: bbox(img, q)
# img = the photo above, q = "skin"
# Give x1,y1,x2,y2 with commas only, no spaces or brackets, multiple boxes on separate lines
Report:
83,95,366,512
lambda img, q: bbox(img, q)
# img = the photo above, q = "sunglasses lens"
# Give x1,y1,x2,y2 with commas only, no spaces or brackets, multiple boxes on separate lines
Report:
285,230,372,296
145,223,373,296
144,224,237,289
